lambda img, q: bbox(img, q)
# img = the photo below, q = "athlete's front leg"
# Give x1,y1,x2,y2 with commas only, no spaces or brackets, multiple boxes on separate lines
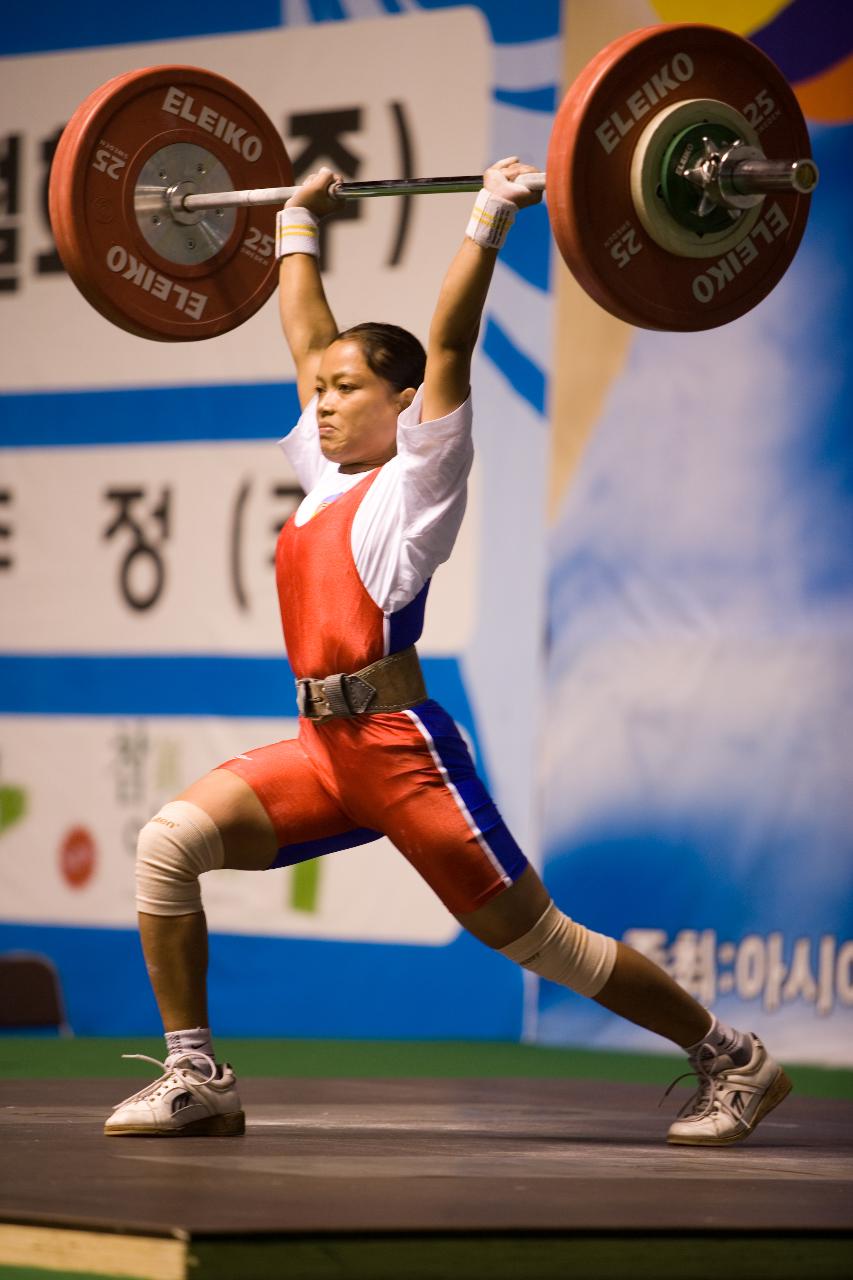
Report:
105,768,278,1138
137,768,279,1032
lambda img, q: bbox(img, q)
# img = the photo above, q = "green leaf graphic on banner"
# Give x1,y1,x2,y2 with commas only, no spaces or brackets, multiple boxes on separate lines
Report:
0,786,27,835
290,859,321,913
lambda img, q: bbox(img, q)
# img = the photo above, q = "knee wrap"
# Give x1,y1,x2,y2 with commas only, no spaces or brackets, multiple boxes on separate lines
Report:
500,901,617,998
135,800,225,916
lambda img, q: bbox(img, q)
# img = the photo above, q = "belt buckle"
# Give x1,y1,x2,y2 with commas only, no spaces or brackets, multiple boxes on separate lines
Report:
297,677,335,722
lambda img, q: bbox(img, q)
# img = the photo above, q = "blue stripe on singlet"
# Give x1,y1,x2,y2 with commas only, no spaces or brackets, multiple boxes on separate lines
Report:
271,826,381,869
386,580,430,654
409,700,528,883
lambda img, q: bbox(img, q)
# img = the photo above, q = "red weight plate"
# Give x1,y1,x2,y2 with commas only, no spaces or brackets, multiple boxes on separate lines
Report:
48,67,232,341
50,73,159,341
547,24,813,331
49,65,293,341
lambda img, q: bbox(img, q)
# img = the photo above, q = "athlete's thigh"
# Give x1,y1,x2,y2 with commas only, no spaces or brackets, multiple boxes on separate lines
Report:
217,737,379,871
352,702,531,917
455,864,550,948
178,765,278,871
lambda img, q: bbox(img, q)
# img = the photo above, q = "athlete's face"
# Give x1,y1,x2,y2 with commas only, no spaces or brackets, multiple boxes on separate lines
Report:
315,340,414,473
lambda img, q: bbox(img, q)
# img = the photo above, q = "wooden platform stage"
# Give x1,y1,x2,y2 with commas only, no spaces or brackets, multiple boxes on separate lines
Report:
1,1073,851,1279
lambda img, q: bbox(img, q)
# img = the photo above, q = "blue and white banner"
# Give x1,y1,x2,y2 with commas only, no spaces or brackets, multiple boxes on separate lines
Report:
8,1,846,1066
541,1,853,1065
0,1,559,1037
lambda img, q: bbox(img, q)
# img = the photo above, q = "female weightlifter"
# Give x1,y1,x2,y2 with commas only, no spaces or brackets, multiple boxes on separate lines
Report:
106,158,791,1146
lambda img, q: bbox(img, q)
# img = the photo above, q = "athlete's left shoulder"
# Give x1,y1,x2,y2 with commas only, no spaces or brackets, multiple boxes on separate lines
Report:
397,391,474,468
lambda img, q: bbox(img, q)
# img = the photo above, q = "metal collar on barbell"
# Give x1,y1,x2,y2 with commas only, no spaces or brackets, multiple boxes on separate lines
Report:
714,147,819,207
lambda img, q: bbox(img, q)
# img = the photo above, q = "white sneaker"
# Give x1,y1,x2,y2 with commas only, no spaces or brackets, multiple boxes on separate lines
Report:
667,1033,792,1146
104,1052,245,1137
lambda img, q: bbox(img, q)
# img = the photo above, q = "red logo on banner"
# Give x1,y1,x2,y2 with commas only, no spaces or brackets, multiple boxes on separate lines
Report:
59,826,97,888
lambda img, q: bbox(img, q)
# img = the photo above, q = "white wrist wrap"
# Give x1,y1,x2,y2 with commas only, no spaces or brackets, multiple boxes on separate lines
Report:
465,189,516,249
275,207,320,259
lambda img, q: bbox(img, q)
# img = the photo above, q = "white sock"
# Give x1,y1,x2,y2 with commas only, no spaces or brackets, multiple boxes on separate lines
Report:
687,1016,752,1066
165,1026,216,1068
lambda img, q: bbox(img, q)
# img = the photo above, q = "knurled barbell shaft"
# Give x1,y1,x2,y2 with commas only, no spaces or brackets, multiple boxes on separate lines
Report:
179,173,542,212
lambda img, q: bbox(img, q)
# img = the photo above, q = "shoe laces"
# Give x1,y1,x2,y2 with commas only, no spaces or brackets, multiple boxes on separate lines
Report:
112,1051,218,1109
661,1049,718,1120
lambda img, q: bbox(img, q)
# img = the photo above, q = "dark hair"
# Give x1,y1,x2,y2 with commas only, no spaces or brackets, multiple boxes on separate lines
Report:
335,322,425,393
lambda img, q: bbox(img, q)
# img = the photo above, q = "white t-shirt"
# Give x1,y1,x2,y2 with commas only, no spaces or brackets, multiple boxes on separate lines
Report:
278,387,473,614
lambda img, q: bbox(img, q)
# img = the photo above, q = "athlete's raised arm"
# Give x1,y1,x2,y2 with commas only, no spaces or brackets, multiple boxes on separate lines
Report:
422,157,541,423
277,168,342,409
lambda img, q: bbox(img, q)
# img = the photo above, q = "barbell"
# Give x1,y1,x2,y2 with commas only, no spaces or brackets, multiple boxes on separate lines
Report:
49,22,818,342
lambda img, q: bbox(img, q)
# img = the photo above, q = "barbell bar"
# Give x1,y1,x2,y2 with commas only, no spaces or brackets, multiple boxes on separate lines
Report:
174,154,816,215
182,175,543,208
49,23,819,341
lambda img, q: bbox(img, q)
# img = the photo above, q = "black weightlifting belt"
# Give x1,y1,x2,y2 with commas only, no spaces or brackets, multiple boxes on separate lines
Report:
295,645,427,722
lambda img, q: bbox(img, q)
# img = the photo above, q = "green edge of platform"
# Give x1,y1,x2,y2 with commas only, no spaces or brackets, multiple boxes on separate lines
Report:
0,1036,851,1100
1,1234,852,1280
